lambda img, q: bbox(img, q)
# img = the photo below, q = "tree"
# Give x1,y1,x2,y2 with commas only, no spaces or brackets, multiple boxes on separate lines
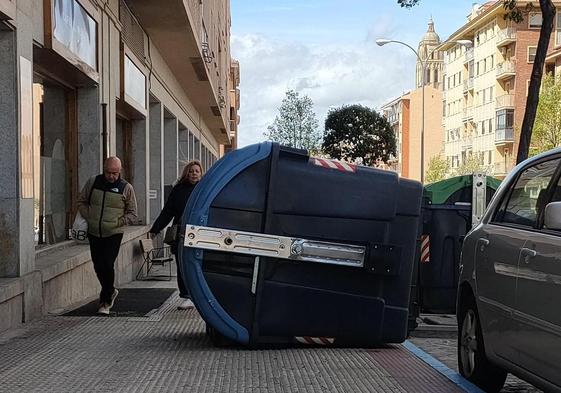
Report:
455,153,489,176
397,0,556,164
530,73,561,155
322,104,397,166
425,154,450,184
264,89,322,153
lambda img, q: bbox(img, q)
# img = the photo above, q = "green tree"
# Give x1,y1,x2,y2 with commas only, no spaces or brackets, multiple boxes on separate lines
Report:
397,0,556,164
264,89,321,153
455,153,489,176
425,154,450,184
322,104,397,166
530,73,561,155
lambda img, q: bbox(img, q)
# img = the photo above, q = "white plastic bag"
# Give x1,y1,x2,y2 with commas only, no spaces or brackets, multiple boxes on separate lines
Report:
71,211,89,243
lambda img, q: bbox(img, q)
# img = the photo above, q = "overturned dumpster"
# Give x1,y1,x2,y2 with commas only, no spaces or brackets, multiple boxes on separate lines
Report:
179,142,423,346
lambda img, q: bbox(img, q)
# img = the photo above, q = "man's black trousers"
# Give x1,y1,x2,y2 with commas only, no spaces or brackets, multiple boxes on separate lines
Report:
89,234,123,304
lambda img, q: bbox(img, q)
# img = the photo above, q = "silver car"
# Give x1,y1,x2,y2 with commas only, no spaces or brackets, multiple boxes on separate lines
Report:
458,148,561,393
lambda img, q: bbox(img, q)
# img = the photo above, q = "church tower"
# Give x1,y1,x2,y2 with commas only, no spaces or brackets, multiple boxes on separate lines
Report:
416,18,443,89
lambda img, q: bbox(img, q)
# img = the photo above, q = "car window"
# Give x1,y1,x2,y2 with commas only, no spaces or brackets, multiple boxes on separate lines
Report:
494,158,560,227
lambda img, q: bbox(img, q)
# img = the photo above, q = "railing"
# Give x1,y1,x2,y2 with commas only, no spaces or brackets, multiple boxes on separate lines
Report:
495,127,515,144
461,136,473,151
496,27,516,46
463,77,474,91
496,61,515,78
462,107,474,120
494,162,513,176
496,94,515,109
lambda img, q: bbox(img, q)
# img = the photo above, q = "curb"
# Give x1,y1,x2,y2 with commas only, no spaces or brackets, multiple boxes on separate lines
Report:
403,340,484,393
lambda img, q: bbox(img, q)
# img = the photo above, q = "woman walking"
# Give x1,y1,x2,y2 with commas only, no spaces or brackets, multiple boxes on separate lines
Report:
149,160,203,310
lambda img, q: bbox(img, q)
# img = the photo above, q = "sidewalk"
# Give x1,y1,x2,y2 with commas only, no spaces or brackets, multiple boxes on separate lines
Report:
0,281,473,393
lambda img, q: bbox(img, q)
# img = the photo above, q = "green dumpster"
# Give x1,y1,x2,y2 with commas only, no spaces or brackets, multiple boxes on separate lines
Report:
419,175,501,313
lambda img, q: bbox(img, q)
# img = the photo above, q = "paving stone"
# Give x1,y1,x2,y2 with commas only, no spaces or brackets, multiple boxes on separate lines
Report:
0,294,464,393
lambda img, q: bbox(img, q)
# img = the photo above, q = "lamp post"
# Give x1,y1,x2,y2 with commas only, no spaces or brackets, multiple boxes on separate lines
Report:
376,38,472,183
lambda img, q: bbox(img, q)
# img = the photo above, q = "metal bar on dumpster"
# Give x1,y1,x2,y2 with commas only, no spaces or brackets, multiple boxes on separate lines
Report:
185,225,365,268
472,172,487,228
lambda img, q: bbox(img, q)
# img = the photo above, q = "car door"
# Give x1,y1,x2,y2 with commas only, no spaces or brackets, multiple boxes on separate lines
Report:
514,166,561,387
476,157,561,362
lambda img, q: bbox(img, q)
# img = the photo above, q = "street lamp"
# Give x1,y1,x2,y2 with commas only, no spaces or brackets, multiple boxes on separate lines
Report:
376,38,472,183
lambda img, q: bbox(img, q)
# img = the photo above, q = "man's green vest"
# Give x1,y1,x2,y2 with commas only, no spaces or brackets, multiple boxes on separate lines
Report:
88,175,128,238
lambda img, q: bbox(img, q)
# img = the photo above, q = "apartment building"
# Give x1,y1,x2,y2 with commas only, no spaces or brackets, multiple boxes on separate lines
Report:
381,19,444,182
441,1,559,178
0,0,239,333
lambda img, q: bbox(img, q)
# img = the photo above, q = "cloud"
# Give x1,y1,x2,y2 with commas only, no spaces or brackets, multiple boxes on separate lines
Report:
231,31,416,147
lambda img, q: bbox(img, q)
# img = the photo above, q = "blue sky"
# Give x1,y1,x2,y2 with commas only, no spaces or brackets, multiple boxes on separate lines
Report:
230,0,480,146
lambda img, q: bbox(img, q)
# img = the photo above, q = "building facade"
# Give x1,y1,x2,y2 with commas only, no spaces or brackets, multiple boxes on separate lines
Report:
381,19,444,182
441,1,560,178
0,0,239,332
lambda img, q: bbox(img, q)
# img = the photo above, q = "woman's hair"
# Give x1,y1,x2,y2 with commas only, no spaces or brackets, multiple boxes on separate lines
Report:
178,160,204,184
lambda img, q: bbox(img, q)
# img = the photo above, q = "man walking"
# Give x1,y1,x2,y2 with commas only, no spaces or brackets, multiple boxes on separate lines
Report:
78,156,138,315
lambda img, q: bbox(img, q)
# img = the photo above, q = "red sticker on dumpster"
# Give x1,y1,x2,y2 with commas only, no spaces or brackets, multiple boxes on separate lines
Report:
421,235,430,263
312,157,357,173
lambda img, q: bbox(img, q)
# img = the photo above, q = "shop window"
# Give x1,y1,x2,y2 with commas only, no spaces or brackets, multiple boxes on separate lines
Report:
188,131,195,161
194,136,201,161
33,77,76,246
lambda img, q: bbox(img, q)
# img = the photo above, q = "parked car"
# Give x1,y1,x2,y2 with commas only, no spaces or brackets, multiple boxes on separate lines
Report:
457,148,561,393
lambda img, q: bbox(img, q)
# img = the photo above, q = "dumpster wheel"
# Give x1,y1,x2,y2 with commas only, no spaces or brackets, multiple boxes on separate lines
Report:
205,323,236,347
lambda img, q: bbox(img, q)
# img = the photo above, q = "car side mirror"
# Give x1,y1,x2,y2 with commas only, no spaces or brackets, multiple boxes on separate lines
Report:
544,201,561,230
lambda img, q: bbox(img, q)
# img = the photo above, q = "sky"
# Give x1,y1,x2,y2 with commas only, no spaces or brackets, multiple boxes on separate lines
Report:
230,0,480,147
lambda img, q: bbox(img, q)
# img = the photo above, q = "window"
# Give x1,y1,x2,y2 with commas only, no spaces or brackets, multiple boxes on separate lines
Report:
556,12,561,46
490,54,494,69
488,151,492,165
528,46,537,63
494,158,560,227
496,109,514,130
529,12,543,28
481,120,486,135
488,119,493,133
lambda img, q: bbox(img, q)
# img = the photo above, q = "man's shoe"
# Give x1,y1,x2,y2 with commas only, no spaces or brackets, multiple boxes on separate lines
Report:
108,289,119,308
177,299,193,310
97,303,110,315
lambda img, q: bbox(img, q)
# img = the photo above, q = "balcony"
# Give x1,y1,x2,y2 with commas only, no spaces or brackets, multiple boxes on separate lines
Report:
494,162,513,177
496,61,515,81
462,107,474,122
496,27,516,48
495,127,515,146
496,94,515,109
464,47,474,63
463,77,474,92
461,136,473,151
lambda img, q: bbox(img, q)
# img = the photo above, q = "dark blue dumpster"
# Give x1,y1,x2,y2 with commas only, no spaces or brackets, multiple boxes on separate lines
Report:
179,142,423,346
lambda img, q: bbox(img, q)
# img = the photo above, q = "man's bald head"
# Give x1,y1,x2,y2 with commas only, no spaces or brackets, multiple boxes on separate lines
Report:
103,156,122,183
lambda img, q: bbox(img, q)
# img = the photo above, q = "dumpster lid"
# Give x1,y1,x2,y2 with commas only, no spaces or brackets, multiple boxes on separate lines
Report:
424,175,501,205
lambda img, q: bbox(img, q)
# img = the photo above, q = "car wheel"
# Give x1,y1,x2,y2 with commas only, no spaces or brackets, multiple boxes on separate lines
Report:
458,295,507,393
